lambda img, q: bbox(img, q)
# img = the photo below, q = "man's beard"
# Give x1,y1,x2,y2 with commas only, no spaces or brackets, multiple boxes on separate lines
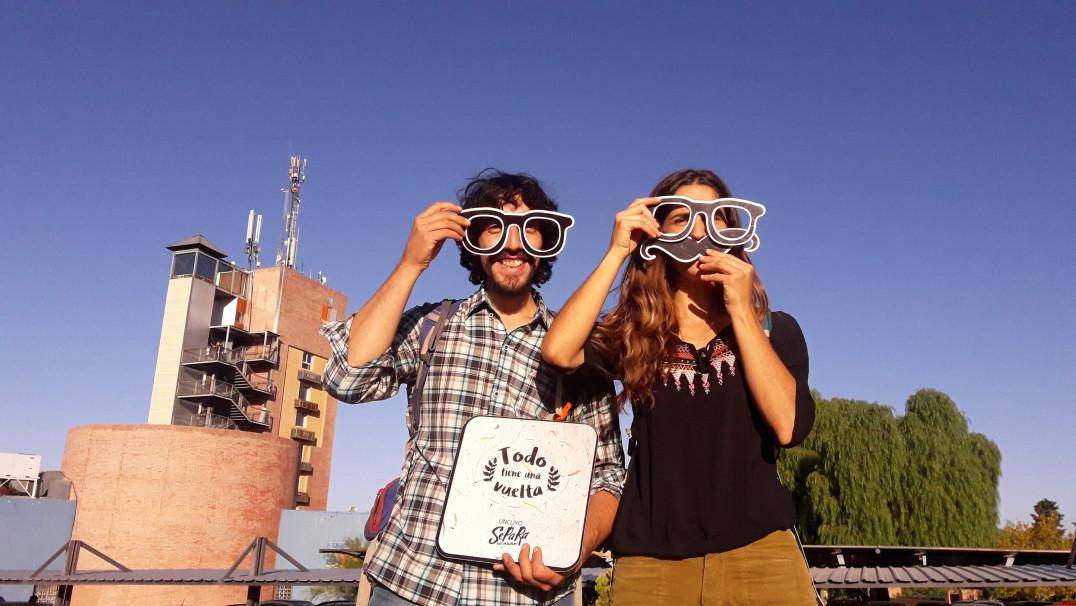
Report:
483,255,539,298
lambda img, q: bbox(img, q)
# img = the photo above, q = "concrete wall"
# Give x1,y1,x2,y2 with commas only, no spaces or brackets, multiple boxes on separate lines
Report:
0,497,76,602
147,276,217,425
61,424,300,606
148,277,194,425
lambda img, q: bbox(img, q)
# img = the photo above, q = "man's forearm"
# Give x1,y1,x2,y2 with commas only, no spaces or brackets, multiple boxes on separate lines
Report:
346,263,422,367
346,200,467,367
581,490,619,557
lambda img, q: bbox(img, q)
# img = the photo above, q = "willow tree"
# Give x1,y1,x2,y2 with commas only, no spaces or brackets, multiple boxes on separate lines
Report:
780,393,906,545
898,389,1000,547
781,388,1001,547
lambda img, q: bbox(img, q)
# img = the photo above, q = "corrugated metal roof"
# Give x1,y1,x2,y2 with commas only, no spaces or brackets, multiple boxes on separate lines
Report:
803,544,1074,568
0,568,366,586
812,564,1076,588
5,541,1073,591
6,565,1074,589
252,569,366,585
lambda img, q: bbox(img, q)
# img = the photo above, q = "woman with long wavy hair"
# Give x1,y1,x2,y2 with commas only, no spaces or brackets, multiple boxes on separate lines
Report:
542,169,817,605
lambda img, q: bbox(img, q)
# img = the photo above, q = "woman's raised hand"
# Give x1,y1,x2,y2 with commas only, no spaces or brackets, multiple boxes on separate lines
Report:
697,249,757,315
608,198,661,260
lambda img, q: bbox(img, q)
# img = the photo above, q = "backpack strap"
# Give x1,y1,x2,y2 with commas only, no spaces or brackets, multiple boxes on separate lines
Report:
420,299,459,366
407,299,462,435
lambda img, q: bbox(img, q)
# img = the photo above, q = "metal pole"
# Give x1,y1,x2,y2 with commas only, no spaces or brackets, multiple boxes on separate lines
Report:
245,583,261,606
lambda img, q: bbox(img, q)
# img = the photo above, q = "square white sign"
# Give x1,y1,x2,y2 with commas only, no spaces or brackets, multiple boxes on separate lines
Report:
437,416,598,571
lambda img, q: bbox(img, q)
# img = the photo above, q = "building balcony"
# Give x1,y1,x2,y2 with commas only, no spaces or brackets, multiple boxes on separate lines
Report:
290,427,317,443
208,325,281,367
297,368,322,384
295,492,311,506
182,347,276,397
242,343,280,367
294,398,319,413
298,462,313,474
171,410,237,431
175,378,272,432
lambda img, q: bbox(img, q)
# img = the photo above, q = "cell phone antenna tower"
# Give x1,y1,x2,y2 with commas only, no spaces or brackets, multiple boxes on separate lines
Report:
276,155,307,269
244,209,263,270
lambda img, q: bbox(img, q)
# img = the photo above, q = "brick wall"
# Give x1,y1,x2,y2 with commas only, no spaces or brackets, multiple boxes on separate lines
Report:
61,424,300,606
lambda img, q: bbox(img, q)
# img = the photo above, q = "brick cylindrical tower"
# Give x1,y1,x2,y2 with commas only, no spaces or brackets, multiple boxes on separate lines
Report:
61,424,300,606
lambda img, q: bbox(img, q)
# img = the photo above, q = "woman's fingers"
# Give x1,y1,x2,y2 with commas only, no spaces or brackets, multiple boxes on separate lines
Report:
611,198,661,249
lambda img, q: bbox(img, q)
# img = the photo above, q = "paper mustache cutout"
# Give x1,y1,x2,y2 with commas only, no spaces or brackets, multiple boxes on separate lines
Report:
639,197,766,263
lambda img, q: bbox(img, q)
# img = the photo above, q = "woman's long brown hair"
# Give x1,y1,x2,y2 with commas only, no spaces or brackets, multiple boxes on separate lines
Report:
591,169,769,410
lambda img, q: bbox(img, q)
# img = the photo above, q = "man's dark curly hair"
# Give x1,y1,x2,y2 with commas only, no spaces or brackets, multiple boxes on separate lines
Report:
456,168,559,287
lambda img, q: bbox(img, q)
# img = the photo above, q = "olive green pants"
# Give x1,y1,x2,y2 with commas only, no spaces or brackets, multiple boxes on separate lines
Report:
609,530,817,606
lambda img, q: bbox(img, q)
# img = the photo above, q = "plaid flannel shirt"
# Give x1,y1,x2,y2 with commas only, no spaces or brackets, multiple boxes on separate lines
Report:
320,287,625,606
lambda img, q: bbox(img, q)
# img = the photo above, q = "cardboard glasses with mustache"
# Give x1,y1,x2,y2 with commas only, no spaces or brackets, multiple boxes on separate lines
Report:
459,208,576,259
640,197,767,263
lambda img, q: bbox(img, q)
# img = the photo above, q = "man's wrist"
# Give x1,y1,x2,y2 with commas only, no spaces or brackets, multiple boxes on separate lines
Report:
391,259,425,283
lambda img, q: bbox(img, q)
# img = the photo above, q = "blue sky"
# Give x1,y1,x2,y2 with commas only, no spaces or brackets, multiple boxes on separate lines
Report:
2,2,1073,530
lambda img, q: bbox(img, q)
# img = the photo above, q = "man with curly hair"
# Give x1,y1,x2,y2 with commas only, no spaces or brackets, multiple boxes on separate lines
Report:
321,169,625,606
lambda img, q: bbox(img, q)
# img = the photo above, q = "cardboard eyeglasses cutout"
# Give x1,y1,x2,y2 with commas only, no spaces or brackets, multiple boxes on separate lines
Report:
640,197,766,263
459,208,575,259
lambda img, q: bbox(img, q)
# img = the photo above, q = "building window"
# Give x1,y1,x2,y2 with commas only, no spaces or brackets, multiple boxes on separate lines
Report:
195,253,217,282
302,444,311,463
172,252,196,278
301,352,314,370
298,384,312,401
295,409,307,428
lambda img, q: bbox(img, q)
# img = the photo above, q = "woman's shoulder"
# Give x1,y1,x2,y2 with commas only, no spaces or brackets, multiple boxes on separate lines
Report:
767,310,807,345
769,310,799,326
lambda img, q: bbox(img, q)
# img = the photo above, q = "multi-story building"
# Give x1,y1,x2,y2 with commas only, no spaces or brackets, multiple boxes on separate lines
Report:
147,234,346,510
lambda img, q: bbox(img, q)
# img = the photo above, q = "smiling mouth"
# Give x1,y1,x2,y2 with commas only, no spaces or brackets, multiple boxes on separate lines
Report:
498,258,529,268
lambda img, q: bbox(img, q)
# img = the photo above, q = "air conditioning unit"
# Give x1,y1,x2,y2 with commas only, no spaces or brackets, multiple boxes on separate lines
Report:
0,453,40,482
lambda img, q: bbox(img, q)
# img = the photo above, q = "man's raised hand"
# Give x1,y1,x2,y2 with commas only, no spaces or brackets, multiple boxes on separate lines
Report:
399,202,470,274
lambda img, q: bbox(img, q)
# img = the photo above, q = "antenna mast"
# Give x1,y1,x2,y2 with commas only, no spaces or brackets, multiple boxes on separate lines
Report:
276,155,306,269
245,210,263,270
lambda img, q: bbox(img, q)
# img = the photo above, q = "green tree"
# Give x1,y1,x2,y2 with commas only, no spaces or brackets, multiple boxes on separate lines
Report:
781,389,1001,547
1031,498,1065,540
780,393,905,545
593,569,612,606
993,501,1076,601
897,389,1000,547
